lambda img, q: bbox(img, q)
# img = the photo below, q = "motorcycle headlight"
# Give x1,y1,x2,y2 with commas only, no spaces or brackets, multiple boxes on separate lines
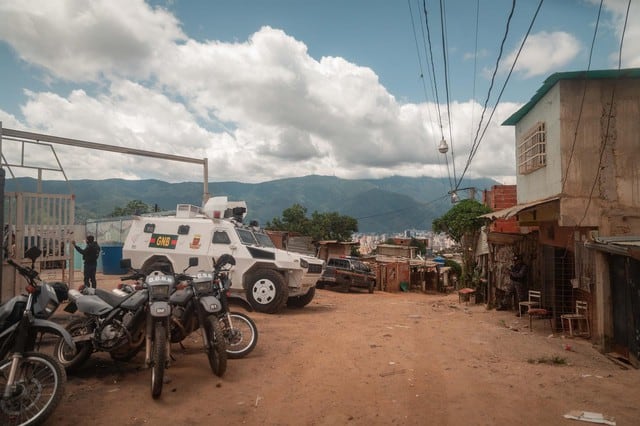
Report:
194,281,212,293
150,284,170,299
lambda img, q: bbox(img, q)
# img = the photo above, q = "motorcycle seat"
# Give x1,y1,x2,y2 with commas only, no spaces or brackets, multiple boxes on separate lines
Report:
94,288,129,307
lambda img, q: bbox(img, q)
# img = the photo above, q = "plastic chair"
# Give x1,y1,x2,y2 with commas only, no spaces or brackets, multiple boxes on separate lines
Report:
561,300,590,338
518,290,541,317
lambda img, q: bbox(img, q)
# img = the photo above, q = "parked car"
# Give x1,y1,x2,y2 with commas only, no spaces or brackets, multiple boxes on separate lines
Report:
316,257,376,293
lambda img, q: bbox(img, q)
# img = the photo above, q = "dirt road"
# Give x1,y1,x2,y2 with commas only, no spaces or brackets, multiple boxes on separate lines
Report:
43,281,639,426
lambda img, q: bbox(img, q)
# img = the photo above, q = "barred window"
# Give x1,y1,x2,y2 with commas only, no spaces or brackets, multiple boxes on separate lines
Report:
518,121,546,174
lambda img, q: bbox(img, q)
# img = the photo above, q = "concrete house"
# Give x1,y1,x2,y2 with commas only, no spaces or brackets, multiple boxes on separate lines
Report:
486,68,640,367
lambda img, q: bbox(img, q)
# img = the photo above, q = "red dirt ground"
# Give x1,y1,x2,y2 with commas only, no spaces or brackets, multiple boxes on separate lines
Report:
39,273,639,425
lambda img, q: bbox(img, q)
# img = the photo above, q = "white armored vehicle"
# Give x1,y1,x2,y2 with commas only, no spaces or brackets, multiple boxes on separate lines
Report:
122,197,324,314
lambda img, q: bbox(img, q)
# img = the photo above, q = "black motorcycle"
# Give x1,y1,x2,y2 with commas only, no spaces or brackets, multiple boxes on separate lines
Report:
211,258,258,359
1,247,75,425
169,257,229,377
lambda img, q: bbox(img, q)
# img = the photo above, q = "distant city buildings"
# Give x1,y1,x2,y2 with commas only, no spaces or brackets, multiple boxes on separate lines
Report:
353,230,456,255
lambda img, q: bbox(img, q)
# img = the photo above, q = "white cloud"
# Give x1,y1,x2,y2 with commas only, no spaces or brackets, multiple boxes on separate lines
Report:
598,0,640,67
0,1,519,186
0,0,185,82
499,31,581,78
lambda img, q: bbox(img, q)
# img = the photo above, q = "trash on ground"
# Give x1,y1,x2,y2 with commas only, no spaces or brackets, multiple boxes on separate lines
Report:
563,410,615,425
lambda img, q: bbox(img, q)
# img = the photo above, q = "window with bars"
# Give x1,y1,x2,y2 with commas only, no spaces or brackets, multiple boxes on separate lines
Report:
518,121,546,174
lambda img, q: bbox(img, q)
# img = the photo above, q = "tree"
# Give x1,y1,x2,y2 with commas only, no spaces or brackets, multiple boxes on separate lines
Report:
265,204,310,234
109,200,153,217
266,204,358,242
432,199,491,286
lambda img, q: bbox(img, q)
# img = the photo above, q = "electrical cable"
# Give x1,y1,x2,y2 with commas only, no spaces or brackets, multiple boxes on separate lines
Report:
438,0,457,186
421,0,454,191
576,0,631,227
407,0,447,182
561,0,603,193
456,0,545,191
470,0,480,145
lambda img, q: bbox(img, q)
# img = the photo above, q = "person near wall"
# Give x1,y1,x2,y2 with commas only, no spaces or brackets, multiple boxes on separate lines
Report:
497,254,528,313
72,235,101,289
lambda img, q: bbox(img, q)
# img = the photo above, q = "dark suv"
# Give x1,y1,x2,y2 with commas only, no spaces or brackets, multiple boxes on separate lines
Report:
317,257,376,293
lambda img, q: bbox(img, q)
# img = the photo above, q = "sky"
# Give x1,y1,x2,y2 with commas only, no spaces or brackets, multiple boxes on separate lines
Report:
0,0,638,191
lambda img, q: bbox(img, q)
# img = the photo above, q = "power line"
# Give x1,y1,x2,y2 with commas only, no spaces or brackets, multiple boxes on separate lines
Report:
456,0,545,191
421,0,454,191
355,194,450,221
577,0,631,227
407,0,448,184
438,0,457,186
456,0,516,190
561,0,604,193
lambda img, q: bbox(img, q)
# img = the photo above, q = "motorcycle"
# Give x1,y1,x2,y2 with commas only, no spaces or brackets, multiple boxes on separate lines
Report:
169,257,228,377
142,268,176,399
1,246,75,426
54,270,149,373
210,256,258,359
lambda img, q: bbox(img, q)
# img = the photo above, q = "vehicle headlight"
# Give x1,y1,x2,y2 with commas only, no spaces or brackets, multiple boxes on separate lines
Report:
300,258,309,268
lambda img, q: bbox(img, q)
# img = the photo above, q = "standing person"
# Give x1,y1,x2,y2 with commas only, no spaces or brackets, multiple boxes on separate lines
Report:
497,254,528,313
72,235,101,289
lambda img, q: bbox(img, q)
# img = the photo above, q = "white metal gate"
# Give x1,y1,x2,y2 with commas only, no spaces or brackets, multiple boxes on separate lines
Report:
2,192,75,301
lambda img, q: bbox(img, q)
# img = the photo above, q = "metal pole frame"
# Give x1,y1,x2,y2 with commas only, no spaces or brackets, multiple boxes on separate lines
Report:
1,127,210,204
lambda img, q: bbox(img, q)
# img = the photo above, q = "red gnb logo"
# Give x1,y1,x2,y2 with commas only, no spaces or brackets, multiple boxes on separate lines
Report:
149,234,178,249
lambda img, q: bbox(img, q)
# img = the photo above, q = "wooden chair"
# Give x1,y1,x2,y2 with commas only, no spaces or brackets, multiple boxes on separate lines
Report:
518,290,541,317
561,300,590,338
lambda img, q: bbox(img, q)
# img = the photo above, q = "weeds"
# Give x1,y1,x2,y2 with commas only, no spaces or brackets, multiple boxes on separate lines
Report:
527,356,567,365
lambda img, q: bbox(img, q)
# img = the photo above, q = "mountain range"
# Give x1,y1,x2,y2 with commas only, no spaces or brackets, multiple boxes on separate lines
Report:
5,175,499,233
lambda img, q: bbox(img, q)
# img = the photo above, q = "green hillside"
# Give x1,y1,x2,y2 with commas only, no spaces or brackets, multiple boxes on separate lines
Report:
5,175,498,233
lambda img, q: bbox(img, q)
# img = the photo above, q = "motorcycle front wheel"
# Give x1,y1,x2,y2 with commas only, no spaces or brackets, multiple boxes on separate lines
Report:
151,321,167,399
204,316,227,377
0,352,66,426
221,312,258,359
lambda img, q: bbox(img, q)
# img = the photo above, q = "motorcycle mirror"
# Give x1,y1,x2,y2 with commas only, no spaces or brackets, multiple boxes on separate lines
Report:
24,246,42,262
188,257,198,267
120,258,132,269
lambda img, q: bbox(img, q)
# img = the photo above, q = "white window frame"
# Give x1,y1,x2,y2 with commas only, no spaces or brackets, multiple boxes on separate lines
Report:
518,121,546,174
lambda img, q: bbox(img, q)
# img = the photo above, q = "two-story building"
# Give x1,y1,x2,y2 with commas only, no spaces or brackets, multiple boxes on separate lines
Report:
483,68,640,367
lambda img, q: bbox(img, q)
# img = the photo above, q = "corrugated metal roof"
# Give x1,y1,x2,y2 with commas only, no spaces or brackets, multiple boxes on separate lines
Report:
584,236,640,260
503,68,640,126
479,196,559,220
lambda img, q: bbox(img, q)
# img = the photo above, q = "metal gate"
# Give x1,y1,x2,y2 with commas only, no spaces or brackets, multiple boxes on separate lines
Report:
2,191,75,301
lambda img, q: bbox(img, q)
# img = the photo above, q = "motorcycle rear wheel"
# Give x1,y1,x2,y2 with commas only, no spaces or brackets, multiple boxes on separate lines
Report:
204,316,227,377
151,322,167,399
53,318,93,372
0,352,66,426
221,312,258,359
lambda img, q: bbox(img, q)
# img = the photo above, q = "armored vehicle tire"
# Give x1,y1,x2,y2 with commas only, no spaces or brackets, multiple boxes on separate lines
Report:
246,269,288,314
286,287,315,308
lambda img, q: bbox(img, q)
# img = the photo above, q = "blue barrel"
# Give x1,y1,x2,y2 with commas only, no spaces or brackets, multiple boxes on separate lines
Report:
101,243,126,275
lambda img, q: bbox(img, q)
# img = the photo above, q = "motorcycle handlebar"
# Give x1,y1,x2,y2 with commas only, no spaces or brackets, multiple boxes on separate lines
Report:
174,273,192,282
120,273,145,281
7,258,38,280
